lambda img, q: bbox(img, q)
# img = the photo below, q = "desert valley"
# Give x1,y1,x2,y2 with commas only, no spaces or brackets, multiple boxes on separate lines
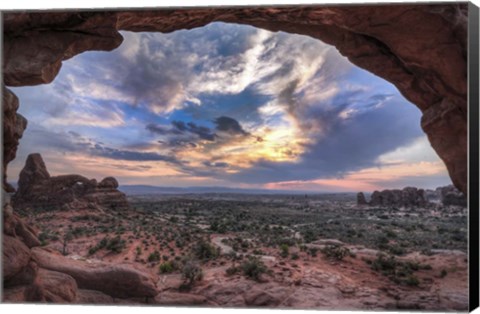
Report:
2,153,468,310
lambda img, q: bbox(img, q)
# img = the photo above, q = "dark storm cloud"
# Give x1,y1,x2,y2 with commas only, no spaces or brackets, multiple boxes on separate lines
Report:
146,123,182,135
147,121,216,141
89,144,181,163
214,116,249,136
158,140,197,149
16,124,183,165
147,116,251,147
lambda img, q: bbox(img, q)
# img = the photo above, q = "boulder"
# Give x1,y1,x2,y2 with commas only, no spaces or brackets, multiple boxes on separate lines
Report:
5,260,38,288
98,177,119,189
75,289,114,304
37,268,78,303
153,292,208,306
3,235,31,280
32,248,157,299
15,218,41,248
244,288,282,307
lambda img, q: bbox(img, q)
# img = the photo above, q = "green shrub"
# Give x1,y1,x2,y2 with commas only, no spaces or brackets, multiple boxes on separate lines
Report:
226,266,240,276
159,261,175,274
440,269,448,278
148,250,161,262
405,275,420,286
321,245,350,261
241,257,268,281
279,244,289,258
106,236,126,253
192,240,219,260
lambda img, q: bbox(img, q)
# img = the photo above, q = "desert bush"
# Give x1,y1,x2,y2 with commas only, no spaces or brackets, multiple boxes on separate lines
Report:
106,236,126,253
241,256,268,281
88,237,109,255
369,253,424,286
192,240,219,260
159,261,175,274
279,244,289,258
225,266,240,276
181,260,203,288
148,250,161,262
321,245,351,261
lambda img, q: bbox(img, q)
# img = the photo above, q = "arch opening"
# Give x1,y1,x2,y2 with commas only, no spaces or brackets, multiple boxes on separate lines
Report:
6,21,453,194
2,5,468,195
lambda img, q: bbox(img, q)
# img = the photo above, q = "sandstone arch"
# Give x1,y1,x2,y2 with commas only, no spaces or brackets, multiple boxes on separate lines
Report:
2,4,468,194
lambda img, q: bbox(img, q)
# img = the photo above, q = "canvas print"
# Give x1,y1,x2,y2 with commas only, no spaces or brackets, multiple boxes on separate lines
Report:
1,2,475,311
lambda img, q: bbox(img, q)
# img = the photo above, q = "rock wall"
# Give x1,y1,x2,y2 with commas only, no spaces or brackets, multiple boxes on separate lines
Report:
365,187,428,208
1,4,468,194
12,153,129,211
2,87,27,192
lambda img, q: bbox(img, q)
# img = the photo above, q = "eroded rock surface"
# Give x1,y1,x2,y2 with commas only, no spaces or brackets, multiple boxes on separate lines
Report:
368,187,428,207
31,247,157,299
356,192,368,206
2,86,27,192
12,153,129,211
437,185,467,207
1,4,469,194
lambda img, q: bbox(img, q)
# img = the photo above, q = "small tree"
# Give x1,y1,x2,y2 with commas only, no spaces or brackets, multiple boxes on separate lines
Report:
181,260,203,289
62,232,73,256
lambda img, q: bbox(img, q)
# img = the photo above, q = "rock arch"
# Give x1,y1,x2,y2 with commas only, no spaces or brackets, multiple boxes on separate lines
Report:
2,4,468,194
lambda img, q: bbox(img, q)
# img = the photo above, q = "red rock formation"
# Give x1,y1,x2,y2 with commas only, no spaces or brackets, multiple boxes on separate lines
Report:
2,86,27,192
369,187,428,207
12,153,129,211
32,247,158,299
356,192,368,206
1,4,468,194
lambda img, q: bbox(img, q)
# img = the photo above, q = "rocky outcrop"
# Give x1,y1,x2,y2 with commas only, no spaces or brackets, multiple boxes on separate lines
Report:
2,86,28,192
37,268,78,303
367,187,428,208
1,4,468,195
437,185,467,207
31,247,157,299
12,153,129,211
356,192,368,206
2,202,157,303
3,235,32,281
153,292,208,306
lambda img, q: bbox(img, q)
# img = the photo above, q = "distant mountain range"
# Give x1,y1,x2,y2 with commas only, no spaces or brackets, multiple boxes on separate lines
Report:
118,185,334,196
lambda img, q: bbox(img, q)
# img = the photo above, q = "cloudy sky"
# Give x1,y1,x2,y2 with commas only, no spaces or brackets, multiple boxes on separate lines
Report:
9,22,452,192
